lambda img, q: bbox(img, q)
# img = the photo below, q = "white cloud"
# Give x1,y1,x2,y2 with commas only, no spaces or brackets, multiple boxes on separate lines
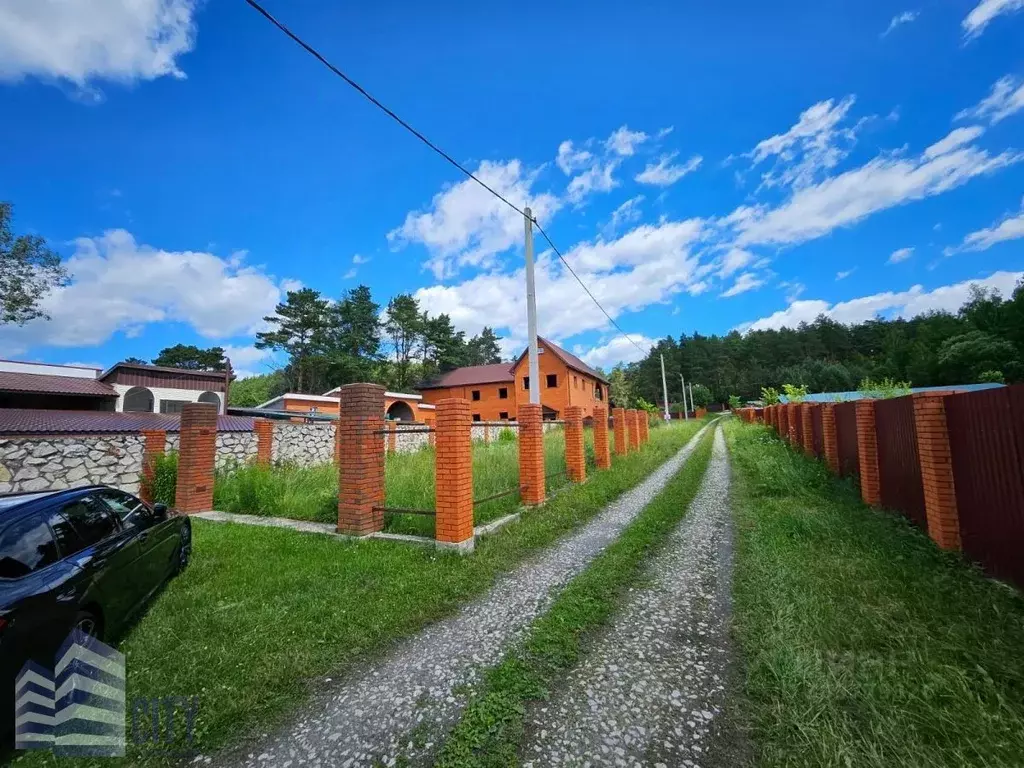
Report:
740,270,1024,331
567,161,619,204
881,10,919,37
721,272,766,297
343,268,358,280
0,0,198,87
605,126,648,156
604,196,645,235
556,140,593,175
745,96,860,190
0,230,291,357
717,248,755,278
923,125,986,158
781,281,806,302
836,269,855,280
413,218,704,343
888,247,914,264
955,75,1024,125
945,198,1024,254
388,159,562,279
732,126,1022,247
635,153,703,186
962,0,1024,40
223,344,278,379
352,254,370,265
580,335,656,369
656,127,675,140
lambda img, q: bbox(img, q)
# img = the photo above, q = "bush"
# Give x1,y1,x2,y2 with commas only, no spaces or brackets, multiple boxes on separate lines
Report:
728,394,742,410
146,451,178,506
781,383,808,403
760,386,781,405
497,427,517,443
857,377,911,399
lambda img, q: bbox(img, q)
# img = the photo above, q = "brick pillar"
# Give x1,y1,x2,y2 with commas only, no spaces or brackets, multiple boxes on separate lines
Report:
518,403,545,505
856,399,881,507
139,429,166,504
564,405,586,483
627,409,641,452
387,421,397,453
174,403,217,514
334,422,342,466
337,383,386,536
640,412,650,444
821,403,840,475
778,404,789,440
254,418,274,467
435,398,474,550
594,405,611,469
613,407,628,456
913,394,961,551
801,404,815,457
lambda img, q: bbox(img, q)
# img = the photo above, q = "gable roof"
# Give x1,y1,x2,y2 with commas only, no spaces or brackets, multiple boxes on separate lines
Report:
99,362,230,381
0,371,117,398
417,363,515,390
513,337,608,384
0,409,252,435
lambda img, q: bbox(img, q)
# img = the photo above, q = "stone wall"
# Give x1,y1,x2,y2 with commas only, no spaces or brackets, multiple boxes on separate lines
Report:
273,422,336,465
391,425,430,454
165,431,258,469
468,421,560,443
0,434,145,494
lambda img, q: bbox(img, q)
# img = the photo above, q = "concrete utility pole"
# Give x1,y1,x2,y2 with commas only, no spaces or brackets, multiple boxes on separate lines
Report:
689,382,695,414
524,206,540,405
660,354,671,421
680,374,688,420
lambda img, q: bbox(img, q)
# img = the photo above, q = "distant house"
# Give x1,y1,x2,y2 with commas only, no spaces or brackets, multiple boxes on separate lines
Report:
98,362,231,414
0,361,117,411
254,390,431,422
418,336,608,422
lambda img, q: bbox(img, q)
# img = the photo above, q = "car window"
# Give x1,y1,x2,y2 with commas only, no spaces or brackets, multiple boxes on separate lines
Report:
59,496,118,551
0,516,59,579
97,489,148,529
48,510,86,558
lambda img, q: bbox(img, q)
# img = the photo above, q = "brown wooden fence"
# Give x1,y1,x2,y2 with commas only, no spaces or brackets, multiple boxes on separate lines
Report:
874,395,927,529
945,385,1024,589
834,401,859,477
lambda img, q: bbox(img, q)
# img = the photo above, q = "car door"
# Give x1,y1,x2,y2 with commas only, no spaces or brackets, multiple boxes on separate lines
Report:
57,495,145,637
96,489,177,600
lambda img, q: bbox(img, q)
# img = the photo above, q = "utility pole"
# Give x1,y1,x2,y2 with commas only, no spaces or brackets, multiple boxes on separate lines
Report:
680,374,688,420
689,382,695,415
524,207,540,405
659,354,671,421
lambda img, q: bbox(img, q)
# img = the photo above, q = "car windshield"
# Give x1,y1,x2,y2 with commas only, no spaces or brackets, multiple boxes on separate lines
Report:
0,492,53,513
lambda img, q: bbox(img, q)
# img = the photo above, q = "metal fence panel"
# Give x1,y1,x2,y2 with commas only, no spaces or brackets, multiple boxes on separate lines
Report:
874,395,927,529
811,406,824,457
835,401,859,477
945,385,1024,589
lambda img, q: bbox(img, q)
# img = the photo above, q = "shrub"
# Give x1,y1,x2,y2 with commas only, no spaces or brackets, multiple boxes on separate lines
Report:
857,377,911,399
781,383,808,403
728,394,742,410
146,451,178,506
760,386,781,405
497,427,517,443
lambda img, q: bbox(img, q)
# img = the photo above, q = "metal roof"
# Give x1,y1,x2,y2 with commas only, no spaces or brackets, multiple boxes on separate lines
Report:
0,409,254,435
0,371,117,398
417,363,516,390
779,382,1005,403
98,362,230,381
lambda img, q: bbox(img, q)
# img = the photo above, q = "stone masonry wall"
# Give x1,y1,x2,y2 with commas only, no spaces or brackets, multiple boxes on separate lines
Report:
273,422,337,465
165,431,258,469
392,425,430,454
0,434,145,494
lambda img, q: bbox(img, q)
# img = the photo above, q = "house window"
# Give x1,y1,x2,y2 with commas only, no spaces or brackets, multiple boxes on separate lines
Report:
573,375,578,388
546,373,558,388
471,390,481,401
499,411,509,420
498,387,508,399
159,399,190,414
472,414,481,422
523,377,530,390
596,384,603,400
123,386,154,413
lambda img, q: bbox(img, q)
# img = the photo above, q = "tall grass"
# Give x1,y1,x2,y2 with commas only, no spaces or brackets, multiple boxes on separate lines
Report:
213,463,337,522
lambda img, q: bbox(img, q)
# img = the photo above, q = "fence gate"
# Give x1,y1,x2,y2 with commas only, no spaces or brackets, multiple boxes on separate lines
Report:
945,385,1024,589
874,395,927,529
834,402,859,477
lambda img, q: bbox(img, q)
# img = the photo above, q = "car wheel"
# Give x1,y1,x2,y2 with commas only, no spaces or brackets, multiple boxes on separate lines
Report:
74,610,102,640
175,526,192,574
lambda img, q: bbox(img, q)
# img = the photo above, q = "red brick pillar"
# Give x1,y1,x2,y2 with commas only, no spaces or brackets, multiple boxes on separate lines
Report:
337,383,386,536
175,403,217,514
640,412,650,445
334,422,341,466
613,407,628,456
627,409,640,452
821,404,840,475
778,404,789,440
564,405,586,483
801,404,815,457
435,398,474,550
254,418,274,467
913,394,961,551
139,429,166,504
518,403,545,505
856,399,881,507
594,405,611,469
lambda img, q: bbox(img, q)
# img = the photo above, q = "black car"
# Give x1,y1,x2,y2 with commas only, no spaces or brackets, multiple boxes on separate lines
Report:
0,486,191,739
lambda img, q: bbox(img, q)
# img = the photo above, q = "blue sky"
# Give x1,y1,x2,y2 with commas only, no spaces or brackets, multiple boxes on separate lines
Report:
1,0,1022,377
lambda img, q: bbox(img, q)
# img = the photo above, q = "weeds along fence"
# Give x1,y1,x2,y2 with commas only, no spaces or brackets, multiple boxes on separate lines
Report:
754,386,1024,590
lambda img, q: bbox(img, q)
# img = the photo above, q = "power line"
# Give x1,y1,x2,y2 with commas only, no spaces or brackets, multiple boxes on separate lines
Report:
242,0,650,357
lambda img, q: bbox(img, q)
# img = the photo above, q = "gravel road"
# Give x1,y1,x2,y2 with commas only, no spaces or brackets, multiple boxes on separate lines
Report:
210,423,713,768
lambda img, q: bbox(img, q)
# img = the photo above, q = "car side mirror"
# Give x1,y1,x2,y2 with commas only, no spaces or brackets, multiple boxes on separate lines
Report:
152,503,169,520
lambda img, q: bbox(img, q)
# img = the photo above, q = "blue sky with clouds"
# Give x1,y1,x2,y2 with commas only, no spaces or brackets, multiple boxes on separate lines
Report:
1,0,1022,377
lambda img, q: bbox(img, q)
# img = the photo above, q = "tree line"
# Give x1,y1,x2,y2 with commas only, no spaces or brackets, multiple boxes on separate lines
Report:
624,281,1024,407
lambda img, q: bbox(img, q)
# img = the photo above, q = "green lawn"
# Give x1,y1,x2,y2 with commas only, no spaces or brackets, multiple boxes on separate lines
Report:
726,419,1024,767
16,420,699,767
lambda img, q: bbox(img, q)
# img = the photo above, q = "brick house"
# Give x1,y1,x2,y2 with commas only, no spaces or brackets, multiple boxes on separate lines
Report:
255,390,432,423
418,337,608,422
99,362,230,414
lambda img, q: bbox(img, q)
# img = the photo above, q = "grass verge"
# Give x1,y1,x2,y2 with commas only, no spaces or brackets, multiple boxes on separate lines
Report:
435,427,715,767
725,419,1024,767
15,421,701,767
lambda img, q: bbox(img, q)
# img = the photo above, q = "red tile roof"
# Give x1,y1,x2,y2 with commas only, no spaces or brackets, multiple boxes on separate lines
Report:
0,409,253,435
417,363,515,390
0,372,117,398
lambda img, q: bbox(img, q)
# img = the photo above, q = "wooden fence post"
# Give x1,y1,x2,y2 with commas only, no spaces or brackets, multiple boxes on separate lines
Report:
594,405,611,469
435,398,474,551
518,403,545,505
856,399,882,507
337,383,385,536
913,393,961,551
174,404,217,514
